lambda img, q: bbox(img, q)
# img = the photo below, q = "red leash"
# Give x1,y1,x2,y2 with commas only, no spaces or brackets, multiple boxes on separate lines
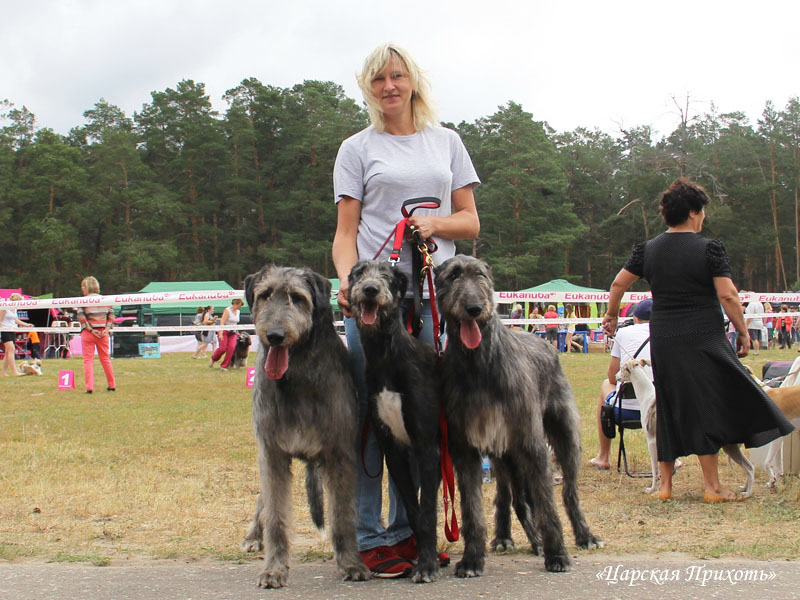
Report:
439,401,459,542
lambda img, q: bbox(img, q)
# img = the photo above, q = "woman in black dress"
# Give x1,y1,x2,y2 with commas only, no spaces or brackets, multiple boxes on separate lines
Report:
602,178,794,502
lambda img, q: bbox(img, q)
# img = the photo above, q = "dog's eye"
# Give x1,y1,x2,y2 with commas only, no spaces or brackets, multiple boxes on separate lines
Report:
290,293,304,304
260,288,272,300
448,267,462,280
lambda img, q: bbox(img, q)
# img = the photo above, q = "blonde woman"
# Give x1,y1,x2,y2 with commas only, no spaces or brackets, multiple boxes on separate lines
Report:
77,276,116,393
332,43,480,576
1,293,33,376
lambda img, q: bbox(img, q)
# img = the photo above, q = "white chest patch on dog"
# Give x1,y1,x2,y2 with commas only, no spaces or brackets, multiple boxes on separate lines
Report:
376,389,411,446
466,404,509,455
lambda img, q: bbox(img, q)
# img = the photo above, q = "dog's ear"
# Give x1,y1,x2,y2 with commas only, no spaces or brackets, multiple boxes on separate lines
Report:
347,261,365,291
303,270,333,317
243,272,257,309
392,268,408,300
434,258,451,286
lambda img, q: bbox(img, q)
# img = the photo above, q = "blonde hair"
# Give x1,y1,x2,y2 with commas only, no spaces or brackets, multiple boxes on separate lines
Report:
81,276,100,294
9,293,23,301
357,43,438,133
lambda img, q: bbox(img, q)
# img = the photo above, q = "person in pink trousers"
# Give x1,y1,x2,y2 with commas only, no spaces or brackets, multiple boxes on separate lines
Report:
208,298,244,371
76,276,116,394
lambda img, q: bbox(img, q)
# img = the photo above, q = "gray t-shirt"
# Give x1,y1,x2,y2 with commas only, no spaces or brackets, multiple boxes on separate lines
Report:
333,125,480,290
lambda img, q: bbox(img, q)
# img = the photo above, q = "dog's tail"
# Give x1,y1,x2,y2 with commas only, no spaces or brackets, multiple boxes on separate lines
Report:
305,463,325,536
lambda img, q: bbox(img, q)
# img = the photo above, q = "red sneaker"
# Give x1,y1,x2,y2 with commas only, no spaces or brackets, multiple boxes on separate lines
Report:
392,535,450,567
359,546,412,578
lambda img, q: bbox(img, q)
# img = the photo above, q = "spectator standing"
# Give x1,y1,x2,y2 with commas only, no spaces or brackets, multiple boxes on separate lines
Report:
76,277,116,393
1,293,33,376
543,304,559,349
602,178,793,502
779,305,793,349
191,307,207,359
744,297,765,356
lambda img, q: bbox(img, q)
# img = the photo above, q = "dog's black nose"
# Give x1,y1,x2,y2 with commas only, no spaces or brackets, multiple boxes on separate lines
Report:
466,303,483,318
266,329,285,346
363,284,379,298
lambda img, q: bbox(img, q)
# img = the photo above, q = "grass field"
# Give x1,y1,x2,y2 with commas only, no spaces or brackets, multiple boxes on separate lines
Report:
2,346,800,566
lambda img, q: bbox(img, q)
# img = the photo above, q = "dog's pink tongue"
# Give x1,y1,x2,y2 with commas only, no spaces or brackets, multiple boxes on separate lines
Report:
361,304,377,325
265,346,289,380
460,320,482,349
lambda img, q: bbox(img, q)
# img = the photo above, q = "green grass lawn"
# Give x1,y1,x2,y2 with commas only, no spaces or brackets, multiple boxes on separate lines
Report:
1,346,799,564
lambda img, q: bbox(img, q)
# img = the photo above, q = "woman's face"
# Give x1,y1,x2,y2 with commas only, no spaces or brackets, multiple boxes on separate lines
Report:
371,56,413,120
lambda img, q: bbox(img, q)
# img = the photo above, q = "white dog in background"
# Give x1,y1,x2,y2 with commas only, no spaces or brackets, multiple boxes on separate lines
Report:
617,359,755,497
17,358,43,376
749,358,800,488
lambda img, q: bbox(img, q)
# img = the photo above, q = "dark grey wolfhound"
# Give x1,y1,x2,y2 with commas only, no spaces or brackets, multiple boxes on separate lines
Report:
435,255,602,577
348,259,443,583
241,265,369,588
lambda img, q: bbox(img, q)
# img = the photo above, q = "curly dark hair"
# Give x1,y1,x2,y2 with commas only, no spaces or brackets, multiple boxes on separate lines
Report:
659,177,710,227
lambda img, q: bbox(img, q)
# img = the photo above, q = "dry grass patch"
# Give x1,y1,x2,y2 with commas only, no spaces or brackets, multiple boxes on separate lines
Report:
1,348,799,565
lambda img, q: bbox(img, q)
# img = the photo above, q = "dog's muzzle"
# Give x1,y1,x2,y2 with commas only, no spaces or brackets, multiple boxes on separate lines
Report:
265,328,289,380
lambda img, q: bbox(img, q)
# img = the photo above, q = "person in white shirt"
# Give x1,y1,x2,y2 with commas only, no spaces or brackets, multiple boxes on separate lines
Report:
1,292,34,376
589,299,652,470
745,298,765,356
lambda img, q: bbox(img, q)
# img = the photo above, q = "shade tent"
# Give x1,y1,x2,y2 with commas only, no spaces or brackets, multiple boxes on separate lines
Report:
517,279,607,295
123,281,251,332
136,281,248,315
515,279,607,323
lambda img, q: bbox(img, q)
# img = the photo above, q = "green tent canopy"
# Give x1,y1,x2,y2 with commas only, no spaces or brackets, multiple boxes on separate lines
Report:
517,279,606,294
136,281,249,316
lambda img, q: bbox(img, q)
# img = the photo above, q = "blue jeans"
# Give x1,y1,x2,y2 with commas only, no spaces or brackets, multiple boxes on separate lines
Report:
345,299,436,551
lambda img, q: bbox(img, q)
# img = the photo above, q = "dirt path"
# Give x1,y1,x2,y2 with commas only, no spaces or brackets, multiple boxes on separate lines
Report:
2,552,798,600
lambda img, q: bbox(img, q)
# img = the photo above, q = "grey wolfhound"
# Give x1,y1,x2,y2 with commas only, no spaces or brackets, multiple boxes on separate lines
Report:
348,259,443,583
241,265,369,588
435,255,602,577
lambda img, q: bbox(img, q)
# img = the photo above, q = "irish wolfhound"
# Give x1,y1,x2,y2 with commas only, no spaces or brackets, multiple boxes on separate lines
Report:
348,259,443,583
241,265,369,588
435,255,602,577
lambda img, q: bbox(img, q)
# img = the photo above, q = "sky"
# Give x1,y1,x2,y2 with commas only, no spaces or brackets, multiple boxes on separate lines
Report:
2,0,799,139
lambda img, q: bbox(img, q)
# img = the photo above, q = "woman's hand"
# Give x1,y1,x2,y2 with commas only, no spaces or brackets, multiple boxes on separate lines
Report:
337,279,352,318
736,331,750,357
406,216,437,240
602,314,618,337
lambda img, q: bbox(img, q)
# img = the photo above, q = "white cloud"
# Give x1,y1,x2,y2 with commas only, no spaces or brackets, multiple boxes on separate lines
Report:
2,0,798,136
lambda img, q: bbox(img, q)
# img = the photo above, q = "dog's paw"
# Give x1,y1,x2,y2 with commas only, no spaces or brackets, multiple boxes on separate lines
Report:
410,562,439,584
490,537,515,552
531,531,545,556
577,534,604,550
241,537,263,553
454,557,484,578
256,567,288,588
341,562,370,582
544,553,572,573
